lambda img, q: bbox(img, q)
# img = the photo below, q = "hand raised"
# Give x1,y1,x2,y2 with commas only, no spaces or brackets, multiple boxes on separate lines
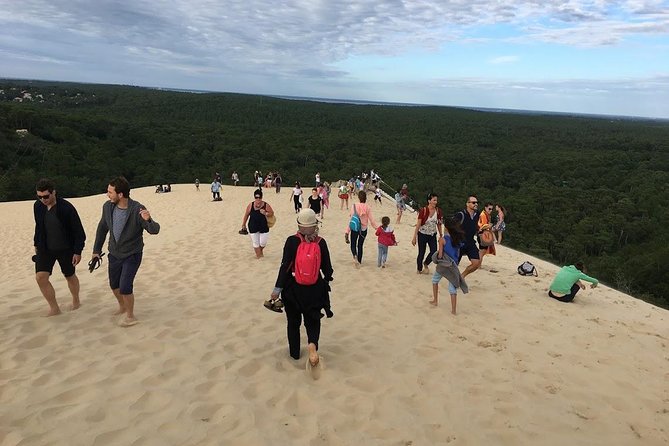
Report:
139,208,151,221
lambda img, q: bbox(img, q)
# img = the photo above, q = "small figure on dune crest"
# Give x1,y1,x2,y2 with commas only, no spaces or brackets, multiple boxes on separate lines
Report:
548,262,598,303
241,189,274,259
289,182,303,214
91,176,160,327
268,209,334,379
210,178,222,201
430,218,468,314
375,216,397,268
33,178,86,317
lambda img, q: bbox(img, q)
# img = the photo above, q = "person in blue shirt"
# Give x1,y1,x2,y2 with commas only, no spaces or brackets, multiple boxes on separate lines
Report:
430,218,466,314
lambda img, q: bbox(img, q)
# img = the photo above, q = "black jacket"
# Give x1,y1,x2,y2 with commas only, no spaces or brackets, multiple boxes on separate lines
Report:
33,197,86,254
275,235,334,318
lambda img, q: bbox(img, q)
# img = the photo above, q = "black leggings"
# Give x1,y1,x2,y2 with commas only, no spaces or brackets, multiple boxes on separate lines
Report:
293,195,302,212
548,284,580,303
212,191,220,200
284,298,321,360
417,232,437,271
350,229,368,263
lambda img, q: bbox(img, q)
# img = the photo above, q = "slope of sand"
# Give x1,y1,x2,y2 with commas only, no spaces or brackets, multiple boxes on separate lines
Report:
1,184,667,446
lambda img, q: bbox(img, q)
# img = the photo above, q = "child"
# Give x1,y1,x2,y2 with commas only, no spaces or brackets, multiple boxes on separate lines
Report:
375,216,398,268
374,186,383,205
431,218,466,314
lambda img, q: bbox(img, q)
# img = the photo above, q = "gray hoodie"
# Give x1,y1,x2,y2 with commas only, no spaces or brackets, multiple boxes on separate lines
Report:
432,252,469,294
93,198,160,258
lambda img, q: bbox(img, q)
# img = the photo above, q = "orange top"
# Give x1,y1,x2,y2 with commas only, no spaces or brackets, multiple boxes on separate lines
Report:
478,212,496,256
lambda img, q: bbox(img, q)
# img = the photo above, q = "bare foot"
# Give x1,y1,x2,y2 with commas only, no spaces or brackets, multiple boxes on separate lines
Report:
119,317,139,327
381,264,386,268
307,343,319,366
113,307,126,316
423,265,430,274
45,308,62,317
428,300,438,306
451,310,457,315
68,302,81,311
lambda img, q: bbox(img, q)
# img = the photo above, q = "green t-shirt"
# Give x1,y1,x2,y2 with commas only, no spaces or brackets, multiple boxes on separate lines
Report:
549,265,598,294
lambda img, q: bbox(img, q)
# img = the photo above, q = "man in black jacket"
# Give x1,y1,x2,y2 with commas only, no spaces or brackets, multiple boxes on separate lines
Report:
33,178,86,316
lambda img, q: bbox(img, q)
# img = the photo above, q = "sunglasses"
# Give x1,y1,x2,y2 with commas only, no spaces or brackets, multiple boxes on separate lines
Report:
468,201,478,204
254,196,261,199
37,193,51,200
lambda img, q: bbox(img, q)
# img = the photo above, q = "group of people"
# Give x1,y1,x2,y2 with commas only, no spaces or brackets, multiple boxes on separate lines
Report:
32,173,599,378
33,177,160,326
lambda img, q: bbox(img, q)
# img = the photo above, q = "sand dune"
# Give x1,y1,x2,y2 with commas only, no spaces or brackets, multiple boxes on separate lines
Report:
1,184,667,445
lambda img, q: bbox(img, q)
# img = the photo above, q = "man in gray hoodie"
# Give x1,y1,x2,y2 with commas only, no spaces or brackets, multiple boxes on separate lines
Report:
91,177,160,327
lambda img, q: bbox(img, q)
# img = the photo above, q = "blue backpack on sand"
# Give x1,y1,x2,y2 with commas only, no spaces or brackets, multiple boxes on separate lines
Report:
349,204,361,232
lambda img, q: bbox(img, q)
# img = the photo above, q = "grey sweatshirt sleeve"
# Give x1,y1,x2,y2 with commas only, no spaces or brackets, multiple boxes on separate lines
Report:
93,204,109,254
142,217,160,234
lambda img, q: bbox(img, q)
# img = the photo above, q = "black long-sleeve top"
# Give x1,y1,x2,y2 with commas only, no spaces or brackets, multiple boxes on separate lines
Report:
274,235,334,317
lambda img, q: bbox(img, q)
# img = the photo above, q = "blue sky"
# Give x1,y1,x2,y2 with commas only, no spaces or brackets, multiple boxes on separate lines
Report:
1,0,668,118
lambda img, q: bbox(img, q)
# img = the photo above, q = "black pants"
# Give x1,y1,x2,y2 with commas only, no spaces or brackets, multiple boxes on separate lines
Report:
284,297,321,360
293,195,302,212
417,232,437,271
548,284,580,303
350,229,368,263
212,191,220,200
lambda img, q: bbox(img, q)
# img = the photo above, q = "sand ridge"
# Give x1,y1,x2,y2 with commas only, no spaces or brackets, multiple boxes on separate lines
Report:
0,184,667,445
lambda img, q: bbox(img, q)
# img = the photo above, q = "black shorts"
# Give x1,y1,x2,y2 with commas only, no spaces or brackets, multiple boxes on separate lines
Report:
459,242,480,262
108,252,143,295
35,249,76,277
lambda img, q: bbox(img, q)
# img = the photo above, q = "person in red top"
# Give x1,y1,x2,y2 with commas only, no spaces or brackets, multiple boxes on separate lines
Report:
375,216,398,268
411,193,443,274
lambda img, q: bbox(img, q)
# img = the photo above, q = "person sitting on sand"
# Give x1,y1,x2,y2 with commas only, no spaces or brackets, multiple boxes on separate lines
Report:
267,209,334,373
33,178,86,316
548,262,598,303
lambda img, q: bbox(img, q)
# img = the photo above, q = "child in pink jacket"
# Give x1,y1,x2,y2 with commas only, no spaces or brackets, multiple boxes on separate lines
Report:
375,216,398,268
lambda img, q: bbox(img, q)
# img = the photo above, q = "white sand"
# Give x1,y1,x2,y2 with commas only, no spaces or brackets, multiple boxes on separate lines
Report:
1,184,667,445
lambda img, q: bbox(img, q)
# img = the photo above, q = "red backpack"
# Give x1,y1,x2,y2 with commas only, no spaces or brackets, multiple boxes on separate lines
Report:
293,233,322,285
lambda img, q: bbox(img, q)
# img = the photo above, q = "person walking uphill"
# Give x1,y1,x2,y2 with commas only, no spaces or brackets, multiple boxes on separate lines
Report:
455,195,482,278
91,176,160,327
548,262,598,303
267,209,334,377
241,189,275,259
33,178,86,316
412,193,443,274
345,190,378,268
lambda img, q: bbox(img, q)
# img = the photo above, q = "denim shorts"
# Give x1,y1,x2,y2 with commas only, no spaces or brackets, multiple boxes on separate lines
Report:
108,252,143,295
432,271,457,294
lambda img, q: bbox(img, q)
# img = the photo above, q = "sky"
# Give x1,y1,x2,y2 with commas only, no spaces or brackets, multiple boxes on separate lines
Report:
1,0,668,118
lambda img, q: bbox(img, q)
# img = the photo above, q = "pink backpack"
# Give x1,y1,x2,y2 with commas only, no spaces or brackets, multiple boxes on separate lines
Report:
293,233,322,285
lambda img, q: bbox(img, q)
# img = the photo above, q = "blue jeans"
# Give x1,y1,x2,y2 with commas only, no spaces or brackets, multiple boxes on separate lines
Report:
377,244,388,267
432,271,457,294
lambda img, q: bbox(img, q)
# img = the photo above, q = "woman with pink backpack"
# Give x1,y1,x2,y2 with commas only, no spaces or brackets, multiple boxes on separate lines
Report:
266,209,333,377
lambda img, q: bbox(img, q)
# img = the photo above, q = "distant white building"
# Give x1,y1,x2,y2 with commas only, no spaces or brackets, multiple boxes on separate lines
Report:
22,92,33,100
16,129,29,137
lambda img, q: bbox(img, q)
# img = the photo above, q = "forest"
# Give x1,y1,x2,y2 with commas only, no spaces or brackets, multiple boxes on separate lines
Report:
1,79,668,308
